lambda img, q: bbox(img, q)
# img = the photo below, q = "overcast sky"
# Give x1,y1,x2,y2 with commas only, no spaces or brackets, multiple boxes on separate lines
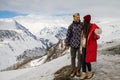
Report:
0,0,120,18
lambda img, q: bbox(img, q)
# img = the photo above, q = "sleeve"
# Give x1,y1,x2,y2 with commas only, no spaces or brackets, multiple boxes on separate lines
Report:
65,24,72,46
93,24,102,40
93,33,100,40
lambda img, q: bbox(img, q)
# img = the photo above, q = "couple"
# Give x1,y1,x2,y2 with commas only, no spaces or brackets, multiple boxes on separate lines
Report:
65,13,102,79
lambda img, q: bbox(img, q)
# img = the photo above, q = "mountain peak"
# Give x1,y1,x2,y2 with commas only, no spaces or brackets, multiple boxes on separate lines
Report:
14,20,37,40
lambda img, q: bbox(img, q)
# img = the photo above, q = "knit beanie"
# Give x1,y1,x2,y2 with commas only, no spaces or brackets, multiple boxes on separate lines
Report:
83,14,91,23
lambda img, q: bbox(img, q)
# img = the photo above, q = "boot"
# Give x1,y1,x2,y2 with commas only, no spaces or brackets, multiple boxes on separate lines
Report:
80,72,87,80
76,69,80,77
87,71,93,79
70,70,76,77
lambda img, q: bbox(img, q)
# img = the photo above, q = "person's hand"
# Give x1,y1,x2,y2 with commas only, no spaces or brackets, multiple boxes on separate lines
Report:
65,46,69,50
94,28,102,34
80,51,82,55
80,53,82,55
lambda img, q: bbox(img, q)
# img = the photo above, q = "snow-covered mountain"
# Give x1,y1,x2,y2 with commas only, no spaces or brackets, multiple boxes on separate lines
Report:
0,16,69,70
0,19,44,70
39,26,67,48
15,21,37,40
0,15,120,80
14,15,70,35
14,15,69,48
15,15,120,45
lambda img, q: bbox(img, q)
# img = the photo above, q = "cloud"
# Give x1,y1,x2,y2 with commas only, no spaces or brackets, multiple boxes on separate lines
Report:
0,0,120,18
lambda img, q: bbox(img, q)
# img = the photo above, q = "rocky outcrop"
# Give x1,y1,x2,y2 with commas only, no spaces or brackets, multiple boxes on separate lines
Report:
45,39,67,62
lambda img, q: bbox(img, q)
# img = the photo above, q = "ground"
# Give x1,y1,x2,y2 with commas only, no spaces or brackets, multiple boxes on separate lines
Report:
0,41,120,80
53,41,120,80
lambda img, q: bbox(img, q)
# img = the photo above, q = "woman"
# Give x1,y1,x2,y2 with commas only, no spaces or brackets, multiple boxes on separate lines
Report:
80,14,102,79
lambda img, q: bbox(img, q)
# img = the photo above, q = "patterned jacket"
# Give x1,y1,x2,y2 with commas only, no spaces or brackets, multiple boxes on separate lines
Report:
65,21,82,48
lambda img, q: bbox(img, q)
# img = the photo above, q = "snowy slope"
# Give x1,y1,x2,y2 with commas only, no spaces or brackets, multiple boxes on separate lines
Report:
93,18,120,44
0,19,45,70
0,44,120,80
0,51,71,80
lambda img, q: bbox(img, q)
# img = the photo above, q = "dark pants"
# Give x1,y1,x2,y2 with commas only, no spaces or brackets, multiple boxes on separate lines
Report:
70,47,81,71
81,48,91,72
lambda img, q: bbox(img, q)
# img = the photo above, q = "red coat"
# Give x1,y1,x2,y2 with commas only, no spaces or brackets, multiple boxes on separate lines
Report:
86,24,100,63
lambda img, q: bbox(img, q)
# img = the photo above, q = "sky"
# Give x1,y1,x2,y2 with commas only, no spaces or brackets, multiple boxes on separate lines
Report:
0,0,120,18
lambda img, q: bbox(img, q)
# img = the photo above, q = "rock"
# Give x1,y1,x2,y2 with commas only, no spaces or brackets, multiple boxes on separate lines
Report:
54,65,79,80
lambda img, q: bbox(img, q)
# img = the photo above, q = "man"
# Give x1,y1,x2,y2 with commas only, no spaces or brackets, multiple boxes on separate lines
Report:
65,13,82,77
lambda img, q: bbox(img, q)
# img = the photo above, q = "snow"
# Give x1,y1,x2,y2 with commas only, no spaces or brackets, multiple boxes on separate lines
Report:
0,68,33,80
0,19,16,30
14,15,70,36
0,14,120,80
14,15,120,44
0,19,44,70
95,18,120,44
0,37,42,70
0,51,71,80
30,55,47,67
0,16,68,70
0,30,43,68
0,43,120,80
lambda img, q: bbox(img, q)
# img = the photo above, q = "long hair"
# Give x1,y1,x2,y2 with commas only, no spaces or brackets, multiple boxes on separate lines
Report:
82,20,91,38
